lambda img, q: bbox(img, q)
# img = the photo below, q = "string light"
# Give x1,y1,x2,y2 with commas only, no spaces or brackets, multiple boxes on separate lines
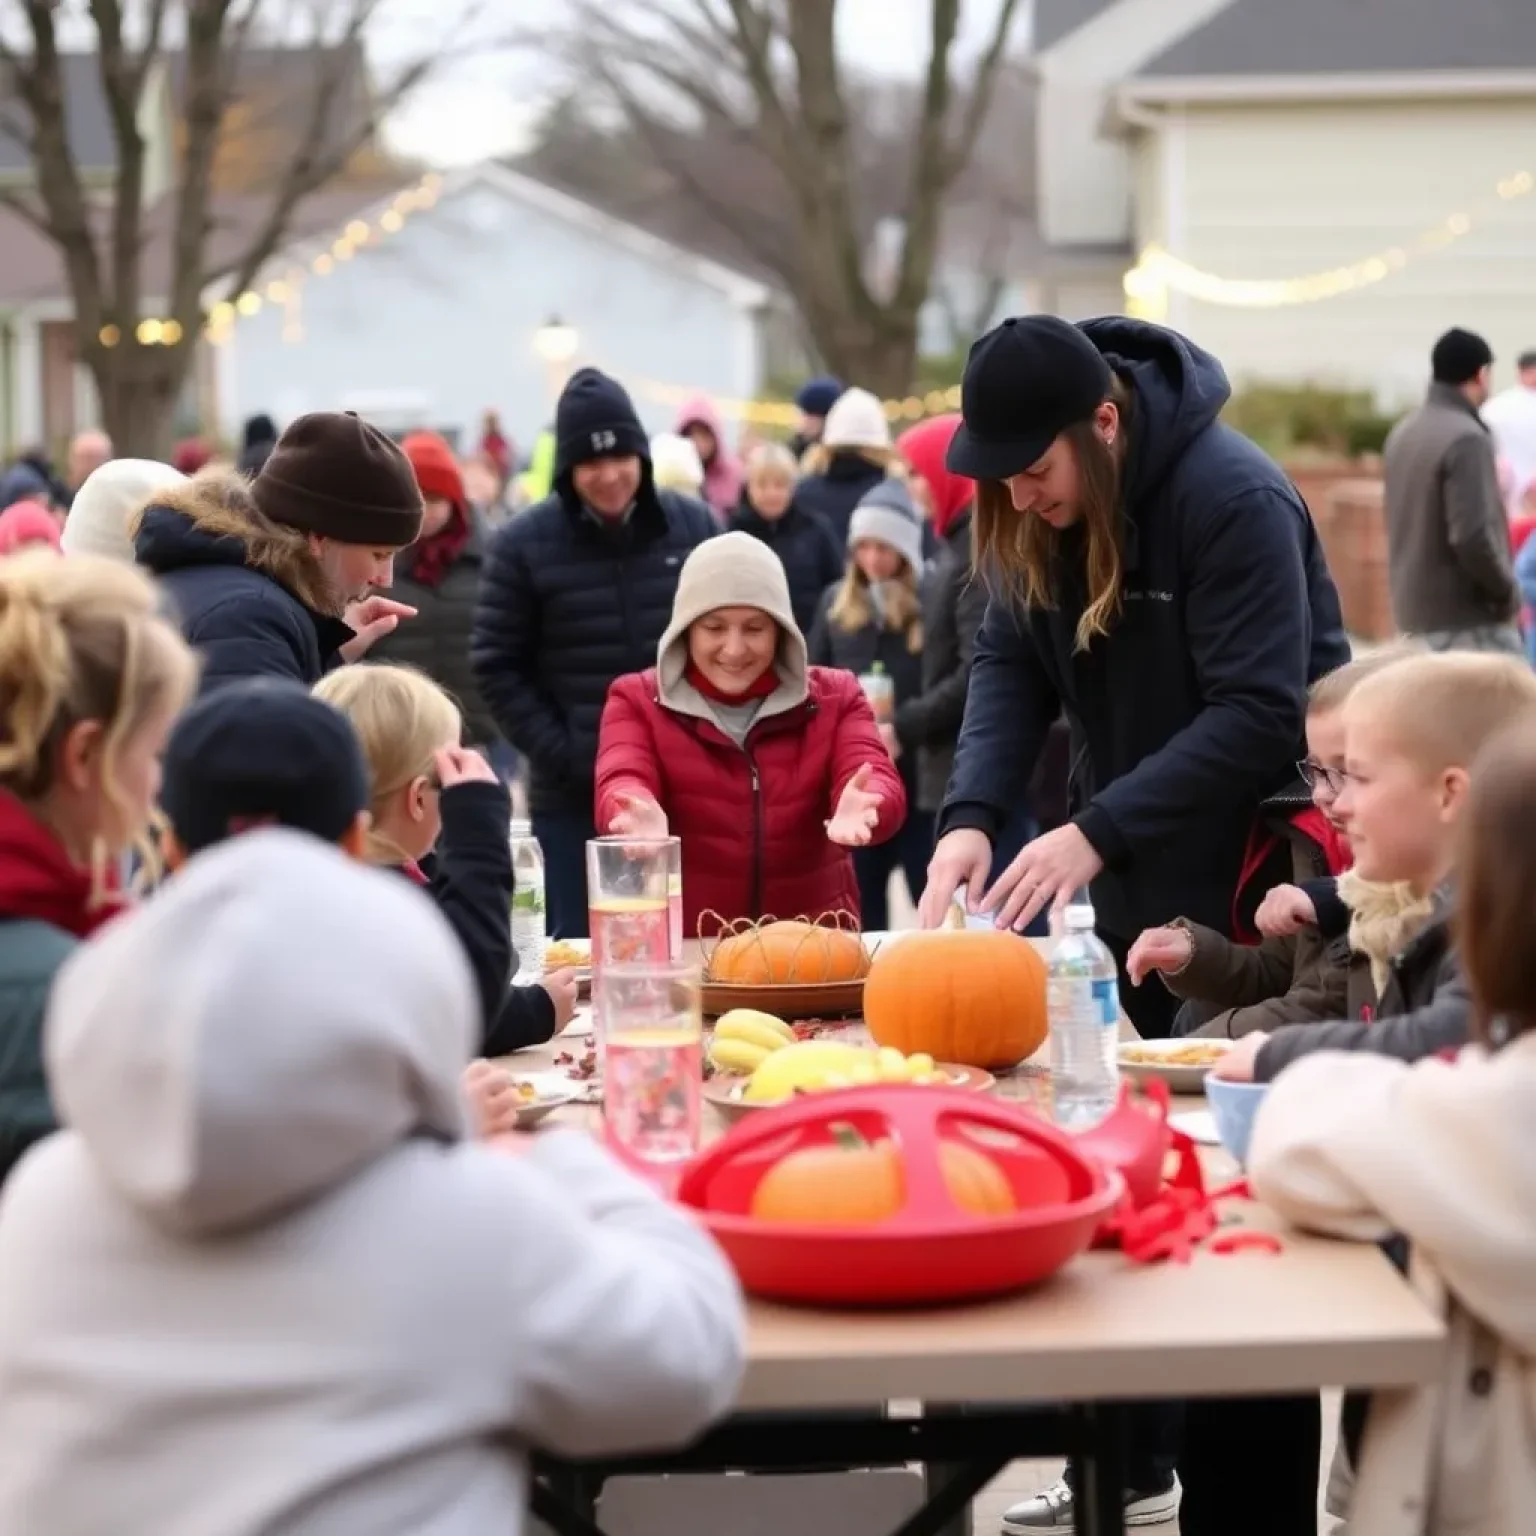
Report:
1125,165,1536,311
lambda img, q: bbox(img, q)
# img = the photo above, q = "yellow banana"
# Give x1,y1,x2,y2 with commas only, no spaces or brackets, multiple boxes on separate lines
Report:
714,1008,796,1053
708,1036,772,1075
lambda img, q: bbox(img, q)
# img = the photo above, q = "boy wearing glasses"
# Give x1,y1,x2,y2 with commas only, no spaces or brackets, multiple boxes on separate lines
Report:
1126,650,1414,1038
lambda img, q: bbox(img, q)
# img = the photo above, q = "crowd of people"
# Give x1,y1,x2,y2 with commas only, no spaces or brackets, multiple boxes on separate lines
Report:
0,313,1531,1535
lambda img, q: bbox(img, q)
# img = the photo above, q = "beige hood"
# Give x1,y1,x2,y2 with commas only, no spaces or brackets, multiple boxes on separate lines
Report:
656,530,808,723
43,829,477,1237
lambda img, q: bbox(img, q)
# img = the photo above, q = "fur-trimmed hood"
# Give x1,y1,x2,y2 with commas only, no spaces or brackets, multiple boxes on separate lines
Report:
131,468,337,617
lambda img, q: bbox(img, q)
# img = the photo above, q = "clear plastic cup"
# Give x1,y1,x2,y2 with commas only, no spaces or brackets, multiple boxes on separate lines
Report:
598,961,703,1164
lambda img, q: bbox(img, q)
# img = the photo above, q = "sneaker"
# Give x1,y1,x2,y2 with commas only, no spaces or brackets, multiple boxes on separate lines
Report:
1001,1475,1181,1532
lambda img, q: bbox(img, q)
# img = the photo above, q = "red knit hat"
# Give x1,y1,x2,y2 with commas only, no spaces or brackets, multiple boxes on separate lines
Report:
897,414,973,537
401,431,466,516
0,499,62,556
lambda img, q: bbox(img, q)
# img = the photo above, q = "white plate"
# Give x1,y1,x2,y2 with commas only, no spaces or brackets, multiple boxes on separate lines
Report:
1169,1109,1220,1146
499,1069,582,1127
1117,1038,1232,1094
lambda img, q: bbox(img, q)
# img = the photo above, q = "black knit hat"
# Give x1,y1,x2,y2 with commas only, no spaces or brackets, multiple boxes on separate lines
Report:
1431,327,1494,386
251,411,423,546
947,316,1113,480
554,368,650,480
160,678,370,855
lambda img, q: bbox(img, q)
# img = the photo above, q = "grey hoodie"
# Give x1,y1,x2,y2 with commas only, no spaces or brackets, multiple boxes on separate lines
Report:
0,830,744,1535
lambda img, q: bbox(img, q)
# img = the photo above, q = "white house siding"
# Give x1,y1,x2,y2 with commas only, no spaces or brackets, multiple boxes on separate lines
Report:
1130,94,1536,405
222,176,764,448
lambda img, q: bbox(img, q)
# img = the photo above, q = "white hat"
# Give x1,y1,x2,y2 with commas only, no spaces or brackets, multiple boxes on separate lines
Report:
821,387,892,452
649,432,704,493
62,458,186,563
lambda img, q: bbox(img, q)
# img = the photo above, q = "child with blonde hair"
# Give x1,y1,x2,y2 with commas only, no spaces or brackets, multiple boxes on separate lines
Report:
314,664,576,1052
728,441,840,633
0,551,197,1186
1215,650,1536,1084
1250,718,1536,1536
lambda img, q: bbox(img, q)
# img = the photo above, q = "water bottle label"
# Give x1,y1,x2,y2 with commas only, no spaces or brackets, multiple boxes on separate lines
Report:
512,887,545,915
1091,977,1119,1028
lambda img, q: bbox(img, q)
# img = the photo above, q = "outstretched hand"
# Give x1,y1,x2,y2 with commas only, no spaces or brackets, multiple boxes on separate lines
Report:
826,763,884,847
609,790,669,840
339,596,418,662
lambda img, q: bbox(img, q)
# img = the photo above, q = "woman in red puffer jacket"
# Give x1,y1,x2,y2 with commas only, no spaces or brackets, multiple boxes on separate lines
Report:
595,531,907,936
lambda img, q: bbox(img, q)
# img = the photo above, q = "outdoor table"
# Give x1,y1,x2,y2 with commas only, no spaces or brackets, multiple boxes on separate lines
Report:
515,933,1445,1536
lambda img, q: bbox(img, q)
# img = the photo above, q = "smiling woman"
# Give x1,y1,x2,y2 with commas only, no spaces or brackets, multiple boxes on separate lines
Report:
593,531,907,935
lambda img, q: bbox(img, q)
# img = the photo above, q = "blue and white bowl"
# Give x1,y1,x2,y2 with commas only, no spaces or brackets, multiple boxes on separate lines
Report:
1204,1075,1270,1166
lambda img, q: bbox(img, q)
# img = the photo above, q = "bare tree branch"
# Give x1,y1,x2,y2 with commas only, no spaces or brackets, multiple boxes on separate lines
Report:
945,0,1027,178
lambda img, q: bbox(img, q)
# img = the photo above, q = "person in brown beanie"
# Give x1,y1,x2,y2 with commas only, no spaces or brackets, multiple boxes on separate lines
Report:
131,411,423,694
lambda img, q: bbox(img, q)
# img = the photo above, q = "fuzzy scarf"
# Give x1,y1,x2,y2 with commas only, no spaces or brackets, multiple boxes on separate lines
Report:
1337,869,1438,998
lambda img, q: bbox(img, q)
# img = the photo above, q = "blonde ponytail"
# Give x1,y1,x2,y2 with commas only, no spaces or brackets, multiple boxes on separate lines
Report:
0,550,197,875
313,663,462,865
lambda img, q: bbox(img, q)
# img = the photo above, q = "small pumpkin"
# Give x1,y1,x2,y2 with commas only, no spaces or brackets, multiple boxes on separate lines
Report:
863,930,1048,1070
709,916,871,986
749,1123,1015,1224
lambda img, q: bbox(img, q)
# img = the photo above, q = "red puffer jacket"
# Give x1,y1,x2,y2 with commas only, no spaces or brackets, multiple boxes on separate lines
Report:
595,666,907,935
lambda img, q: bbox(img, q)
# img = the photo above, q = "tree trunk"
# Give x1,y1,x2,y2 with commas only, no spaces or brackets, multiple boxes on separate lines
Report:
811,304,921,400
85,338,193,460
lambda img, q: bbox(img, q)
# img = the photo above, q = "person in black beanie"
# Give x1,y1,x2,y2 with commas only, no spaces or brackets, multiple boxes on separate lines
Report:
1381,325,1520,654
918,314,1347,1536
133,410,423,695
471,367,715,937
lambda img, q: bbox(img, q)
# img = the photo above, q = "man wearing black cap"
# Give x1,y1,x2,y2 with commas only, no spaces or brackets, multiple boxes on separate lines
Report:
1382,326,1521,653
134,411,422,692
471,367,715,937
922,315,1347,1536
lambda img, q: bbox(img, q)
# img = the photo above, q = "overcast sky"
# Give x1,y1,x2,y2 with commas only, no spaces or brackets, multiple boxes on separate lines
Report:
380,0,1026,166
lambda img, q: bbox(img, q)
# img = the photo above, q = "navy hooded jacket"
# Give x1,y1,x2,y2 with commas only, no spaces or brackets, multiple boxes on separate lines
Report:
938,319,1348,939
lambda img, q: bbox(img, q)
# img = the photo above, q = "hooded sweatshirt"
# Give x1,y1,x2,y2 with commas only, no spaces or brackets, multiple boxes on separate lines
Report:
939,317,1349,940
60,457,186,564
675,397,743,520
1250,1036,1536,1536
0,830,745,1535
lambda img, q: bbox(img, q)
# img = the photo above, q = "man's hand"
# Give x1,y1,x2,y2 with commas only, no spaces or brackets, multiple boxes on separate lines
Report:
1126,925,1194,986
917,829,994,928
339,595,418,662
981,824,1105,933
540,968,580,1031
1255,884,1317,939
1210,1032,1269,1083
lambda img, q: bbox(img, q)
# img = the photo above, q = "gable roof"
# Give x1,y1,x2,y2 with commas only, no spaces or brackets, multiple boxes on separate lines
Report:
1031,0,1117,53
1136,0,1536,79
270,161,774,310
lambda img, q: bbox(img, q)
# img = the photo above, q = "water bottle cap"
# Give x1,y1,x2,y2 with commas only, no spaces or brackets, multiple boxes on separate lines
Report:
509,818,532,839
1062,902,1096,931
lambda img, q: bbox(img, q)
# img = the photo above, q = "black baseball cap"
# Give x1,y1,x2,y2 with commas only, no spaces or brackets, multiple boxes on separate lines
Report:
160,677,370,855
946,316,1113,481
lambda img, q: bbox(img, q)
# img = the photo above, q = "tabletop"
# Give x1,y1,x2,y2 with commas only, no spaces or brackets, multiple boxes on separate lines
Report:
506,931,1445,1411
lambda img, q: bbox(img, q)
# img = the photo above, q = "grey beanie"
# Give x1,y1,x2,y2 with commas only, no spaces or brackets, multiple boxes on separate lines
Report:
847,478,925,574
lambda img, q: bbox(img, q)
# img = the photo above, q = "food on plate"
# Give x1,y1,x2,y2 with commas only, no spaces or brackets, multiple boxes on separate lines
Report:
1120,1041,1229,1067
543,939,590,970
749,1123,1016,1224
707,1009,797,1074
506,1078,541,1104
863,929,1049,1070
740,1040,950,1101
707,914,871,986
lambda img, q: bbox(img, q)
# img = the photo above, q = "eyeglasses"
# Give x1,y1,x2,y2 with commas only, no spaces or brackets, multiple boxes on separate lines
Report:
1297,758,1346,794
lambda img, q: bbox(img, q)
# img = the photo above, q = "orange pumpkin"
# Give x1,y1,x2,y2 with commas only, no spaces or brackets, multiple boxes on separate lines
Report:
863,930,1048,1070
749,1124,1016,1224
709,917,871,985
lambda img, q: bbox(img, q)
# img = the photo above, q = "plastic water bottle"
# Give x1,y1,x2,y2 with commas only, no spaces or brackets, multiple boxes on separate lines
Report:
1047,900,1120,1129
509,818,546,983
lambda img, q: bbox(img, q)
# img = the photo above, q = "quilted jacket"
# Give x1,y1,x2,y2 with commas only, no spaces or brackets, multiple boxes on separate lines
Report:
470,480,716,814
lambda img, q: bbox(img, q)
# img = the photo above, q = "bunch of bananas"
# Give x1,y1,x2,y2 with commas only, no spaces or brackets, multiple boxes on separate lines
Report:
707,1008,797,1075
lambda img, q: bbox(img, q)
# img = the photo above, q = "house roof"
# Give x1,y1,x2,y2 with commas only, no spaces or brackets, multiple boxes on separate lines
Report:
1136,0,1536,79
1032,0,1117,53
0,185,390,307
270,161,774,310
0,42,375,177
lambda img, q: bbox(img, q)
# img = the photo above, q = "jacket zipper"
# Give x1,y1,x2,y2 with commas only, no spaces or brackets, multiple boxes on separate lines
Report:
745,746,765,916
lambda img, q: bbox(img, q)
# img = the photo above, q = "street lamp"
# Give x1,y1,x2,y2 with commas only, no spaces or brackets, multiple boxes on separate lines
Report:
533,315,579,364
532,315,580,410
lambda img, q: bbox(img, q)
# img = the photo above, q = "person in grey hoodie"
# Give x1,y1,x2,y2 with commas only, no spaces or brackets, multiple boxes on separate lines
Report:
0,829,745,1536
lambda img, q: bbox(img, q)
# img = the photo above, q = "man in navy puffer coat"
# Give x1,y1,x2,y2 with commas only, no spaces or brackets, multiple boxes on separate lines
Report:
471,369,715,937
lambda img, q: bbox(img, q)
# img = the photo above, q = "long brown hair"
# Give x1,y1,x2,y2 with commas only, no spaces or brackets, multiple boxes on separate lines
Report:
1456,715,1536,1047
827,559,923,652
973,374,1132,652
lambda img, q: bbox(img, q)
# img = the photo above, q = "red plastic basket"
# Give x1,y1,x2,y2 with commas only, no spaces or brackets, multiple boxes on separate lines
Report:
675,1085,1122,1306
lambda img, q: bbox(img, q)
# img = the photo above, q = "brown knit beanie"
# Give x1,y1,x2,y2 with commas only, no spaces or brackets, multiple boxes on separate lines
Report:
250,412,424,546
